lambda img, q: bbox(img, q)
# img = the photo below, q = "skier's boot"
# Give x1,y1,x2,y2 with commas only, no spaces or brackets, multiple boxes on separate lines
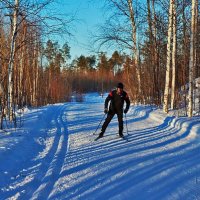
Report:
99,132,104,138
95,132,104,141
119,132,124,138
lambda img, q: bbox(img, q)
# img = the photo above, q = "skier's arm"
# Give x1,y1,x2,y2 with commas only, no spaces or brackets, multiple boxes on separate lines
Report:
124,94,130,111
104,92,112,109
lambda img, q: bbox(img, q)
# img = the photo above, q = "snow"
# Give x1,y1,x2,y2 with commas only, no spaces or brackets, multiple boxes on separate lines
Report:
0,92,200,200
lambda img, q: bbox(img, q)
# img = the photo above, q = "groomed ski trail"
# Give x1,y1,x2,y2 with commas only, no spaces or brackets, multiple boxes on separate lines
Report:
0,104,70,200
52,101,200,200
0,94,200,200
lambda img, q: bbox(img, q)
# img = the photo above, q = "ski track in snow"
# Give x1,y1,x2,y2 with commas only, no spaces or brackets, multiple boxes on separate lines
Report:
0,93,200,200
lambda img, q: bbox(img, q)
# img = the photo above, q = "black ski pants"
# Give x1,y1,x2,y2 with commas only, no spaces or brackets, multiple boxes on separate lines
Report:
101,112,123,136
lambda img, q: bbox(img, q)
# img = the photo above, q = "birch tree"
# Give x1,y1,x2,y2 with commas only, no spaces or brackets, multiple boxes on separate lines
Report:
188,0,198,117
127,0,141,98
171,1,177,110
163,0,174,113
7,0,19,121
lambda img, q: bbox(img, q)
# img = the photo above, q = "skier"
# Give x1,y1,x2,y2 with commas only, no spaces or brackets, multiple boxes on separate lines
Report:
98,82,130,139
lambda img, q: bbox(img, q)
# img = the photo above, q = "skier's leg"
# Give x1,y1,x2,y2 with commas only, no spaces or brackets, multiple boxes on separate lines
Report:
117,112,124,137
99,113,115,137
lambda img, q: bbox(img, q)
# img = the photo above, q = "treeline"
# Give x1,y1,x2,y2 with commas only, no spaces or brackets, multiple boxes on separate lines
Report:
0,0,199,127
42,42,124,102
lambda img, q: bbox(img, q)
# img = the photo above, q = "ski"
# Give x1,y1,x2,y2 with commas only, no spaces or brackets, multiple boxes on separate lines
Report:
120,135,129,142
116,133,129,142
94,135,129,142
94,136,103,141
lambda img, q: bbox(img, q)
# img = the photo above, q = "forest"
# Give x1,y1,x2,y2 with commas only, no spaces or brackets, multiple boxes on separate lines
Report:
0,0,199,128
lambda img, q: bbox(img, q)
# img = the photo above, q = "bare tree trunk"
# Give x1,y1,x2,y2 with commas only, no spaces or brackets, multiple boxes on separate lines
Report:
193,0,198,111
0,85,5,129
49,69,52,103
127,0,141,99
147,0,154,101
152,0,160,105
171,1,177,110
147,0,159,105
32,37,39,106
35,55,39,106
7,0,19,121
188,0,198,117
182,0,188,115
18,20,27,108
163,0,173,113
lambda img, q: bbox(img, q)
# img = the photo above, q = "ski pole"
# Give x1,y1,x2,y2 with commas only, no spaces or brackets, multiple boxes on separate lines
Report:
93,113,106,135
125,113,129,135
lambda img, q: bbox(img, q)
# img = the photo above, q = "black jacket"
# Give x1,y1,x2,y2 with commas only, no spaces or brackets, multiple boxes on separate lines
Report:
105,90,130,113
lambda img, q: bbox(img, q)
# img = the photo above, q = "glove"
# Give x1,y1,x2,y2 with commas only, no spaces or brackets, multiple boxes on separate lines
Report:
104,108,108,114
124,108,128,114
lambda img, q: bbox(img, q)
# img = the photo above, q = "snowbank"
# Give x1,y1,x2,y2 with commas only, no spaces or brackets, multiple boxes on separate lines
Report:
148,107,200,140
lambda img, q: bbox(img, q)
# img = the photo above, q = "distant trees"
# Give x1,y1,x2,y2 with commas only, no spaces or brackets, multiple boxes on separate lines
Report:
70,55,97,93
43,40,71,103
68,52,122,94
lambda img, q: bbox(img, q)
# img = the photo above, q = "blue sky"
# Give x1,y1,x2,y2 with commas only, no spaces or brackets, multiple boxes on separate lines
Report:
50,0,107,59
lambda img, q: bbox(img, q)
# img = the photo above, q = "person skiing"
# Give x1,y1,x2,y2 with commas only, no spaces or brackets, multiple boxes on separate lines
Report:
98,82,130,139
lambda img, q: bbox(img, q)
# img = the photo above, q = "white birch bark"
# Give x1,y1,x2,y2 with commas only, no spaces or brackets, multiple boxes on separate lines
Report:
127,0,141,97
7,0,19,120
171,1,177,110
188,0,198,117
163,0,173,113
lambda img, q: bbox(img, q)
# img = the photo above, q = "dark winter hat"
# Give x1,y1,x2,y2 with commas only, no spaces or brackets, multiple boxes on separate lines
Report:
117,82,124,89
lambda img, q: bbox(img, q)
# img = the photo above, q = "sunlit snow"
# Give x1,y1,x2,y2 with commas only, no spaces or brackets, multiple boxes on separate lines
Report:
0,93,200,200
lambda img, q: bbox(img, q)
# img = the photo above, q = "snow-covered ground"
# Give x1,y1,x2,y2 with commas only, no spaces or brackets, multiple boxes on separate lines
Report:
0,93,200,200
